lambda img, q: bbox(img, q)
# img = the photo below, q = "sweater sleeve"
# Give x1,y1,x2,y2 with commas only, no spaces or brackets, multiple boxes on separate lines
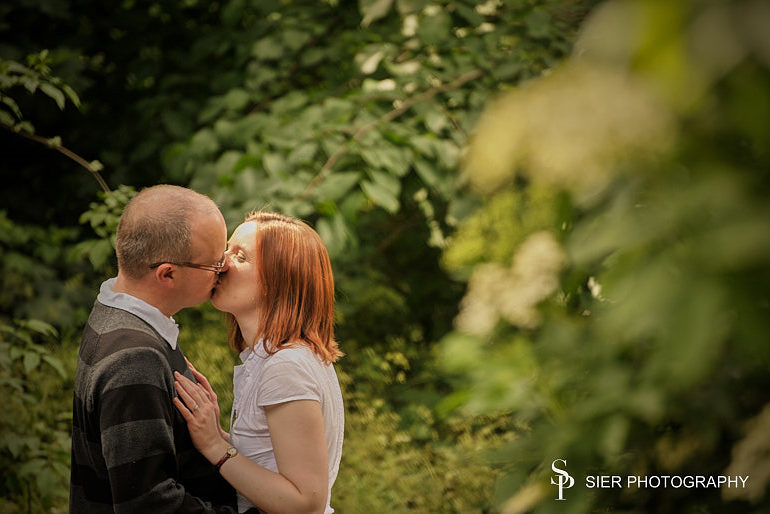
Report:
95,344,233,513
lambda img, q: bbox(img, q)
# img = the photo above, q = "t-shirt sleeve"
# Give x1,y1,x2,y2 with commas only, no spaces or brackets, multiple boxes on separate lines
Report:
257,351,321,407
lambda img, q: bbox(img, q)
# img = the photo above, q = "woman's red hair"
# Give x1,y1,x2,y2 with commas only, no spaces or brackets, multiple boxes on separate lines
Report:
227,211,342,364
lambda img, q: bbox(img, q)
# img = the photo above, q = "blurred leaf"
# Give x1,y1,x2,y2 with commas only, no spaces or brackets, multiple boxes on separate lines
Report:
39,83,65,109
454,1,483,27
360,0,394,27
223,88,250,111
252,37,284,60
418,10,452,46
23,352,41,373
20,319,57,338
288,142,318,165
524,8,552,39
263,152,287,176
361,179,400,213
314,171,361,202
42,355,67,379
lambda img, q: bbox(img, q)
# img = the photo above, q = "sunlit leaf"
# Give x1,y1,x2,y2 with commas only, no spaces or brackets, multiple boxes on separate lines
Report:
252,37,284,60
40,83,65,109
360,0,394,27
314,171,361,202
361,179,400,213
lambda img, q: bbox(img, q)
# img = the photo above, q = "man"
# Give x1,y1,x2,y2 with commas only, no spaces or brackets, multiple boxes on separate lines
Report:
70,185,236,512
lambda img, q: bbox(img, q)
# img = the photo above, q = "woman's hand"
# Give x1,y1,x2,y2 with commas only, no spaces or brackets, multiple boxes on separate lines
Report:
185,358,229,441
173,371,228,463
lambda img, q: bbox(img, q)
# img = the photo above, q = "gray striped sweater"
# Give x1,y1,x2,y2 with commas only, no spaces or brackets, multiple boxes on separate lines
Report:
70,301,236,513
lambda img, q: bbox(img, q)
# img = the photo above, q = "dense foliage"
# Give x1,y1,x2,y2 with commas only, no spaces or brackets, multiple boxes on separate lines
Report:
3,0,767,512
442,0,770,511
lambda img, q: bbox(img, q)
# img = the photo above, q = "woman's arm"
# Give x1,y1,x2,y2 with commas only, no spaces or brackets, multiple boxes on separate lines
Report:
174,372,329,514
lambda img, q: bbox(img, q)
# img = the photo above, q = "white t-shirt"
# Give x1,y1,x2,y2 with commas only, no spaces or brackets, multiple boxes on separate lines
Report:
229,342,344,514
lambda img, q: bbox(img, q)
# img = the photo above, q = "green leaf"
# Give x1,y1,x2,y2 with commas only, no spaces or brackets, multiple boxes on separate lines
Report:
316,213,349,258
61,84,81,108
40,83,66,110
360,0,394,27
424,109,448,133
189,128,220,157
223,88,251,111
10,346,23,361
524,8,552,39
263,153,288,176
198,99,225,124
418,10,452,46
23,352,41,373
369,169,401,195
269,91,308,114
15,120,34,133
0,94,22,118
78,239,113,270
22,319,57,338
233,168,260,200
288,142,318,165
283,29,312,52
322,98,354,122
21,76,38,93
221,0,246,26
214,119,237,140
396,0,429,15
414,159,442,188
436,140,460,168
362,180,400,213
252,37,284,60
360,145,411,176
161,110,191,138
313,171,361,202
492,61,524,81
42,355,66,378
301,47,327,67
0,109,15,126
35,467,61,502
454,1,483,27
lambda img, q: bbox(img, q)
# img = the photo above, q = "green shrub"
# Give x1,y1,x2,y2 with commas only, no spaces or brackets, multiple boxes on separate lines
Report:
0,319,72,513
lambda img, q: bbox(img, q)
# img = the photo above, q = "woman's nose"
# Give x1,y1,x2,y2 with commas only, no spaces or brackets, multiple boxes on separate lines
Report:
219,253,232,273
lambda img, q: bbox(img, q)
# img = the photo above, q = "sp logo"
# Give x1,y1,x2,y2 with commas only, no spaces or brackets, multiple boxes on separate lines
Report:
551,459,575,500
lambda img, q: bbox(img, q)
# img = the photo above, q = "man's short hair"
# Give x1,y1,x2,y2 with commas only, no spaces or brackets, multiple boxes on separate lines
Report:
116,185,218,279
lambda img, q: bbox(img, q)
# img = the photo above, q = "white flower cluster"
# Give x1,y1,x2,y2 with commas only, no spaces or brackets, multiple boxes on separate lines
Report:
456,231,566,335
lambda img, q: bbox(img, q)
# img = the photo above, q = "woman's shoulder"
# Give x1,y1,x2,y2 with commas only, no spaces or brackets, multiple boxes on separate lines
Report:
263,344,329,373
269,343,316,362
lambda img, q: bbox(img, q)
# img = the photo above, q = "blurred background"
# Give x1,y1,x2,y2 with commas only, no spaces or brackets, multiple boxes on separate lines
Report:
1,0,769,512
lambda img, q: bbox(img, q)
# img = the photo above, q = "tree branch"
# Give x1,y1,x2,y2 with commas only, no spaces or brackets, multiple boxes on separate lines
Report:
4,125,110,193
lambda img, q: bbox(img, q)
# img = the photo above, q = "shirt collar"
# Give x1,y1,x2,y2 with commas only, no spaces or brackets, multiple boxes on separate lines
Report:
239,340,269,363
238,346,252,363
97,277,180,349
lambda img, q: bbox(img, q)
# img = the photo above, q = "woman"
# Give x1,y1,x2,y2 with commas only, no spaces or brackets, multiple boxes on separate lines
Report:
173,211,344,514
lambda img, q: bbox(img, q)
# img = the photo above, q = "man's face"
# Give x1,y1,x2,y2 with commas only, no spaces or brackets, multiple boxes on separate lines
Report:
176,210,228,309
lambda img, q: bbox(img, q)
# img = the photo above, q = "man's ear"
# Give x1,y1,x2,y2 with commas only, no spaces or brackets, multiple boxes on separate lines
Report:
153,264,176,288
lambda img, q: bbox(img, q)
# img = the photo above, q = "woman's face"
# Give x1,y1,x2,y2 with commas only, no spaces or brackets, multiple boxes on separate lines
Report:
212,221,259,317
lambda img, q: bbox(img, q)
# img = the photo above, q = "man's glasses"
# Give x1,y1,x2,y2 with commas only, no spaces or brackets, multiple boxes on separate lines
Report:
149,255,226,274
